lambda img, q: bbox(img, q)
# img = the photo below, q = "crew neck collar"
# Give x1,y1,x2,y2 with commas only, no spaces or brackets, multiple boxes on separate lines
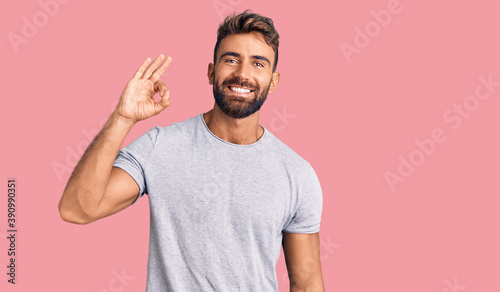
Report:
199,113,267,147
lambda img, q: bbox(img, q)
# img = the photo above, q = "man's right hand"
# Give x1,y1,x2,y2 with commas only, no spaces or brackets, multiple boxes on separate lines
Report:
59,54,173,224
114,54,173,125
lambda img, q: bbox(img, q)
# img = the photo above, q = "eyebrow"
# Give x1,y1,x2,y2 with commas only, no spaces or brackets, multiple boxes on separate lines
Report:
219,51,271,65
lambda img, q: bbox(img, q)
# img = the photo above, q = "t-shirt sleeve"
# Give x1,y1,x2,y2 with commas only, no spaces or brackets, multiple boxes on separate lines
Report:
283,165,323,234
112,126,160,205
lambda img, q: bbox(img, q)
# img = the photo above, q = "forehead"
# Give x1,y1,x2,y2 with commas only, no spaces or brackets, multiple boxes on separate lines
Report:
217,32,275,62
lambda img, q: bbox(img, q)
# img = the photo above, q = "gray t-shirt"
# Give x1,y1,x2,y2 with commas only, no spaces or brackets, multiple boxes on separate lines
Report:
113,113,323,291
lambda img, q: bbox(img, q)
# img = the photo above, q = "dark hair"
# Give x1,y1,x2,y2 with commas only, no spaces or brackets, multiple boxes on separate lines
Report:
213,10,279,72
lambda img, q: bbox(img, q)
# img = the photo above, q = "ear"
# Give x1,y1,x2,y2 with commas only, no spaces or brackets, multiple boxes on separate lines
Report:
268,72,281,94
207,63,215,85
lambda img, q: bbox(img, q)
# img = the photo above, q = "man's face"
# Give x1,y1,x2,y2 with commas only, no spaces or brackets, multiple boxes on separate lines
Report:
209,32,280,119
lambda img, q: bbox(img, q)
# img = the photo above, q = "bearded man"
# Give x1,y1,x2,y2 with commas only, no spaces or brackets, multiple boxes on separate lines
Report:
59,10,325,291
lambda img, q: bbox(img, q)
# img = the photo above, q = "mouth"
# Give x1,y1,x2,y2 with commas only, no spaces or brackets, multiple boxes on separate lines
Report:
227,86,254,96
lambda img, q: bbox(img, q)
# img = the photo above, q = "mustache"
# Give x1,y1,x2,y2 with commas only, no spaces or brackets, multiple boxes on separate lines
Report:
221,77,259,91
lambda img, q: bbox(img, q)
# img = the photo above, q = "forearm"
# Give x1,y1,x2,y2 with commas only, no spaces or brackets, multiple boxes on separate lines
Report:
289,277,325,292
58,111,135,223
290,284,325,292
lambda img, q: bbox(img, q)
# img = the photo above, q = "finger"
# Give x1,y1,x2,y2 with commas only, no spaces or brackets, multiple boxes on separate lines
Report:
154,90,171,115
132,57,152,79
149,56,172,84
159,90,171,105
141,54,166,80
153,80,168,97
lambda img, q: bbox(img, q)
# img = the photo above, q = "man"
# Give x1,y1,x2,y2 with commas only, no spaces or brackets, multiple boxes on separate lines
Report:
59,10,325,291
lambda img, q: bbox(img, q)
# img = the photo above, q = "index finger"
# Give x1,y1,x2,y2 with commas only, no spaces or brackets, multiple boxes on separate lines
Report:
132,57,152,79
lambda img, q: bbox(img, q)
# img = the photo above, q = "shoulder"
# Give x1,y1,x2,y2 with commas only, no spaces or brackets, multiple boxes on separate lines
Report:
263,129,315,175
152,114,202,141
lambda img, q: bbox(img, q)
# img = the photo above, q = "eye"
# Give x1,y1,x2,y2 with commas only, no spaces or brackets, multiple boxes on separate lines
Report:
225,59,237,63
254,62,264,67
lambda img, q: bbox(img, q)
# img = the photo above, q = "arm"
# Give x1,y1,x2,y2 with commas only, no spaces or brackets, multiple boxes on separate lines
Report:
58,54,172,224
282,232,325,292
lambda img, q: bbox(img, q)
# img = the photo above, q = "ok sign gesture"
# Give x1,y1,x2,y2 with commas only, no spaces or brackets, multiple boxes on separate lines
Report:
114,54,172,124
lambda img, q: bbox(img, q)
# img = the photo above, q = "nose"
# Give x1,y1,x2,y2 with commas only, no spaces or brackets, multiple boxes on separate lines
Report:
233,61,252,80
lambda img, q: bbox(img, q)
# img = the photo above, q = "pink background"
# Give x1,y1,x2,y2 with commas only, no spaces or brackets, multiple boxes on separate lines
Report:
1,0,499,291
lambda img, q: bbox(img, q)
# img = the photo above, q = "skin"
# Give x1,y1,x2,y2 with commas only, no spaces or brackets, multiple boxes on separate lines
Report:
205,32,280,145
58,32,324,291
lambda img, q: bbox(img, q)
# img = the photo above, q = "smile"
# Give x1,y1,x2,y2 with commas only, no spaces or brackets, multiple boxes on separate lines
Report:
229,86,253,94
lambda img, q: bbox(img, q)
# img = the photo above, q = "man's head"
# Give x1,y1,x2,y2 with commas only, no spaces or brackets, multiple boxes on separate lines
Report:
208,10,281,119
213,10,279,73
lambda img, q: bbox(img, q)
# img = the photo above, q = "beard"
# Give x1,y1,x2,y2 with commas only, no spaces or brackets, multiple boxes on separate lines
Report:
213,75,271,119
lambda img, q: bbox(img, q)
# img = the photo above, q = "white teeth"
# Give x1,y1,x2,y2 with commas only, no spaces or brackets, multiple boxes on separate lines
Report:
230,87,251,93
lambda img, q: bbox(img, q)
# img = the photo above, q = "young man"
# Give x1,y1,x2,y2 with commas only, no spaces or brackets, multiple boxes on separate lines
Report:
59,10,325,291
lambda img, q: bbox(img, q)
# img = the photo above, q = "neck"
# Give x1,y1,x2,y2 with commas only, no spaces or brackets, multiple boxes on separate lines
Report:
203,104,264,145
